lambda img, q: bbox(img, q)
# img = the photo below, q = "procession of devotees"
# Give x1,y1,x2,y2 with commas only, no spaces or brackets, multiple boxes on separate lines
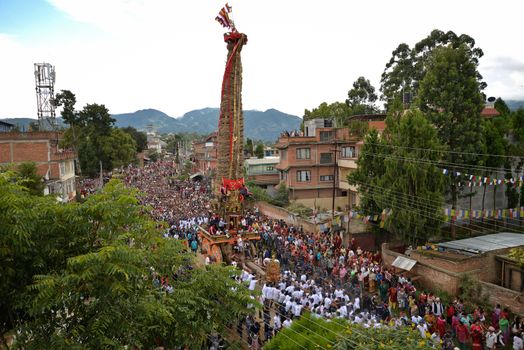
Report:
93,161,523,350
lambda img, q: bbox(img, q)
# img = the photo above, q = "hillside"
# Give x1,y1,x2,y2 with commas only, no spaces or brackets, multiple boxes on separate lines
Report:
112,108,302,141
1,108,301,142
507,100,524,111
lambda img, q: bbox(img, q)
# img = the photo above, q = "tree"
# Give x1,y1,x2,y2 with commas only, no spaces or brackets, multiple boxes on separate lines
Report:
481,118,507,212
254,143,264,159
304,102,352,126
5,162,46,196
347,129,387,219
63,103,136,176
100,128,138,169
417,44,486,238
121,126,148,152
494,97,511,116
245,138,254,157
0,178,254,349
78,103,115,137
346,76,378,113
376,110,445,244
270,183,290,207
380,30,484,108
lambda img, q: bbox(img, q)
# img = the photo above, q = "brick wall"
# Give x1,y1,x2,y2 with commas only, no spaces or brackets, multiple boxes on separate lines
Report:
382,243,524,314
12,141,49,162
0,143,11,162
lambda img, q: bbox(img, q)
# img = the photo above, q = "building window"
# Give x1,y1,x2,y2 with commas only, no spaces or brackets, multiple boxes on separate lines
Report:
296,148,311,159
341,191,348,196
320,153,333,164
320,131,334,141
266,166,274,171
320,175,334,181
342,146,357,158
350,191,357,208
296,170,311,182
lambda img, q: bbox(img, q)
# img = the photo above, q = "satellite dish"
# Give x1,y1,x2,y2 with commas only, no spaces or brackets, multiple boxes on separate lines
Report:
487,96,496,103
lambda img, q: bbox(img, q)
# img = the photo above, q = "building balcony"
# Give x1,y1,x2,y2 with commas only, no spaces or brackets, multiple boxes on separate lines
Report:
338,158,357,169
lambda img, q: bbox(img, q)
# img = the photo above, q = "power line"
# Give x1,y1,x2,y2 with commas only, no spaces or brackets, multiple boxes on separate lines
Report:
358,150,522,176
364,142,524,160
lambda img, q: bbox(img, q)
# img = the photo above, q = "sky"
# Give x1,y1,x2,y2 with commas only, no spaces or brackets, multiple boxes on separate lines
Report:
1,0,523,119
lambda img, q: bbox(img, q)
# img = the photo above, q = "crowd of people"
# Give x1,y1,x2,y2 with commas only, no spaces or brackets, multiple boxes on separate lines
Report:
111,160,522,350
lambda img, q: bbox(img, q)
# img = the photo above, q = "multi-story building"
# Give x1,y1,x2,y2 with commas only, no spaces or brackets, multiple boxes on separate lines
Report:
0,120,15,132
192,132,218,174
338,114,386,208
244,156,280,190
0,131,77,201
275,116,386,211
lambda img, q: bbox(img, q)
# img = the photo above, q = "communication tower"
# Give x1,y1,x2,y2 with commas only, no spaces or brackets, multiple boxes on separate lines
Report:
34,63,57,129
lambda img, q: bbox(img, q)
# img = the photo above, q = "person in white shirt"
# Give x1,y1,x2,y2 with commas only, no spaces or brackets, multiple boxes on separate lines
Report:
273,315,282,331
514,334,523,350
485,327,497,349
283,318,292,328
353,296,360,311
293,303,303,317
248,278,257,291
324,296,332,309
338,304,348,318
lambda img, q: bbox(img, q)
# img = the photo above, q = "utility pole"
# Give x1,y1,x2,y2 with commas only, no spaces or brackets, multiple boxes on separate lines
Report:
99,161,103,190
331,141,338,229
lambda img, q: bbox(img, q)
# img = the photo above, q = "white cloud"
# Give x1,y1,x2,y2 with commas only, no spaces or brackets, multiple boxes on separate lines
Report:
2,0,524,119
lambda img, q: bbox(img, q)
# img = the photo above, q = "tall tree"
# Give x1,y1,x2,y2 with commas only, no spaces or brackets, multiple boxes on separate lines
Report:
15,162,45,196
346,76,378,113
121,126,148,152
347,129,387,220
418,44,486,237
380,30,484,108
377,110,445,244
245,138,254,157
254,143,264,159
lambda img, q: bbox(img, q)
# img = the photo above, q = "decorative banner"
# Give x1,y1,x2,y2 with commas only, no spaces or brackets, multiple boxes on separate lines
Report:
443,206,524,221
441,168,524,188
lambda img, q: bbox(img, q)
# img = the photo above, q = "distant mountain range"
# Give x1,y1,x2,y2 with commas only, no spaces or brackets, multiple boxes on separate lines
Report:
506,100,524,111
1,108,302,142
4,100,524,141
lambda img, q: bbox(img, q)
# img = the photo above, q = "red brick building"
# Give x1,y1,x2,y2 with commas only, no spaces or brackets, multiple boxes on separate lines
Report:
275,116,386,211
192,132,218,174
0,131,77,201
275,122,359,210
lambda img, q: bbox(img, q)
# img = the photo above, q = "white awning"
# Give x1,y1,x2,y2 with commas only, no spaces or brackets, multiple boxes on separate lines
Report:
392,256,417,271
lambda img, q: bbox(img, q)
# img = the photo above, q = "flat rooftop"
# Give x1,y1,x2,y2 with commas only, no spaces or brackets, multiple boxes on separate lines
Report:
438,232,524,255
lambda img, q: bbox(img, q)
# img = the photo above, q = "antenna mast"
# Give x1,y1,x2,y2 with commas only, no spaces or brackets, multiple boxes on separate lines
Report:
34,63,57,130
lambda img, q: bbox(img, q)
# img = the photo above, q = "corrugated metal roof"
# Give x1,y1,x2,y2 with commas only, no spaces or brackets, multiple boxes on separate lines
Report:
244,157,280,165
438,232,524,255
392,256,417,271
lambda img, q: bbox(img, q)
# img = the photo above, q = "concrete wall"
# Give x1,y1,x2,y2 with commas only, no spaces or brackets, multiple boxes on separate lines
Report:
255,201,320,233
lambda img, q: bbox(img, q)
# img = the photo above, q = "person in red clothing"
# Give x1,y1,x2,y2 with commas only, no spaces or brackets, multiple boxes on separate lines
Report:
437,314,447,338
456,320,470,350
388,286,398,313
471,319,483,350
446,303,456,325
